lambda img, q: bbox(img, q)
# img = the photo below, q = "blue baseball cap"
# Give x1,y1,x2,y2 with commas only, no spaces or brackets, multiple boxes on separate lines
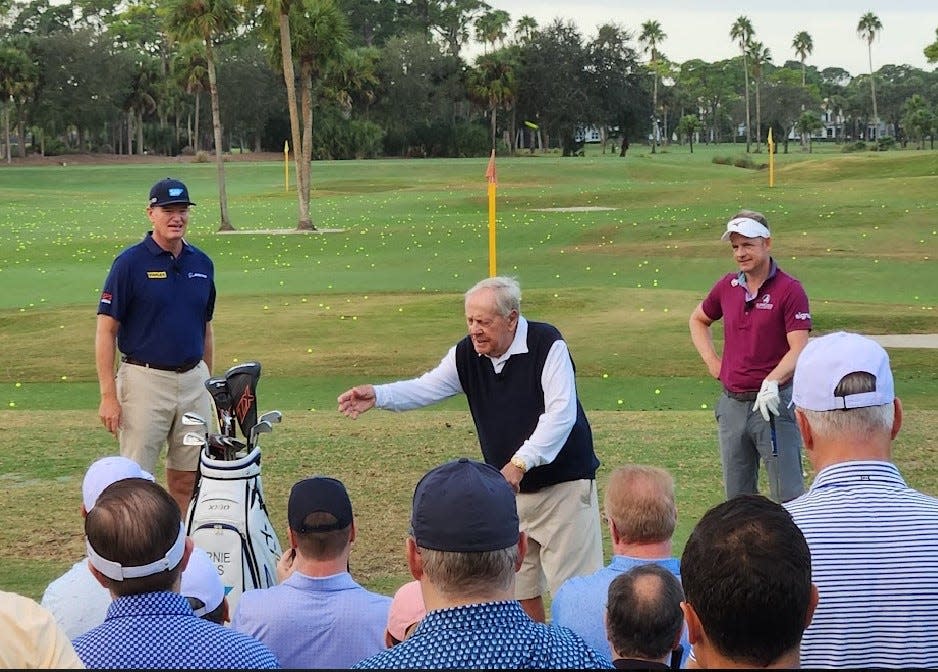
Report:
410,458,519,553
149,177,196,207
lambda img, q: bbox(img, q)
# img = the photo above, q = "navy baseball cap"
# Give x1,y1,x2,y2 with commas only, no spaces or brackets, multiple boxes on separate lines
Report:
410,458,520,553
149,177,196,207
288,477,353,532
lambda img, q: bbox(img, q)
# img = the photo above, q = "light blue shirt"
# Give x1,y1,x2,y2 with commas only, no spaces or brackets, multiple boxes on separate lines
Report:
551,555,689,666
785,461,938,668
231,570,390,669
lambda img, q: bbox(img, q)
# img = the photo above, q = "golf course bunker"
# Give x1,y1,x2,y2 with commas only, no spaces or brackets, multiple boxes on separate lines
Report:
870,334,938,349
532,206,616,212
216,228,347,234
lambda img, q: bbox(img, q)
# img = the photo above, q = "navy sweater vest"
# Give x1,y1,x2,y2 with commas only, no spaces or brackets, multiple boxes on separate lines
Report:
455,321,599,493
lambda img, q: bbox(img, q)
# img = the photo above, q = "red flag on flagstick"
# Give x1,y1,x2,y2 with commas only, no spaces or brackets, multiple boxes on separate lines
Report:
485,149,497,185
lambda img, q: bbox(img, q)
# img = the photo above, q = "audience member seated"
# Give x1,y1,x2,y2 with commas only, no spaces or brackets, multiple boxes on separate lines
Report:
785,331,938,668
605,564,684,669
231,476,390,668
71,478,279,669
181,546,228,625
41,456,155,639
681,494,817,669
385,580,426,648
0,590,84,668
354,457,611,669
553,465,688,665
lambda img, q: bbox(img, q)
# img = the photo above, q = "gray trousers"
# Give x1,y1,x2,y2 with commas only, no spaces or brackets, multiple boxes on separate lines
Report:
715,384,805,502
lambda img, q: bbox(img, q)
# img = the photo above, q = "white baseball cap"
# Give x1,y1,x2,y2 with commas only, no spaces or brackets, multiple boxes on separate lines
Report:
82,456,155,511
793,332,895,411
181,547,225,617
721,216,771,241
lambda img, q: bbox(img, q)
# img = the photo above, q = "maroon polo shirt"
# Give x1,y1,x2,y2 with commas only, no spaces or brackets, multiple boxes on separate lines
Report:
701,260,812,393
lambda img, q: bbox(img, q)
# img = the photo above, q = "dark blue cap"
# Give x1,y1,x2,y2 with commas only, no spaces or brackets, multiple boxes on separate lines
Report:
288,477,353,532
149,177,196,207
410,458,519,553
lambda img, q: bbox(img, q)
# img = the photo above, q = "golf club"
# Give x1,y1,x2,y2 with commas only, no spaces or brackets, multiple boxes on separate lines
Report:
258,410,282,425
249,419,274,450
182,412,207,427
183,431,207,447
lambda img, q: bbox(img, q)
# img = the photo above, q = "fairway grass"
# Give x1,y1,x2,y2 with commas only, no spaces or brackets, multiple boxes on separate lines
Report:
1,144,936,601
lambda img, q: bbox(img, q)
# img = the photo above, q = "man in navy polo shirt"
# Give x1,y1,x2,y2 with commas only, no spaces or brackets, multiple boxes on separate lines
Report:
689,210,811,502
338,276,602,623
95,177,215,514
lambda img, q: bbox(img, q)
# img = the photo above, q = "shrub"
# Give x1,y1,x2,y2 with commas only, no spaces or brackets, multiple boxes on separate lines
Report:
192,150,211,163
877,136,896,151
842,141,869,153
712,155,733,166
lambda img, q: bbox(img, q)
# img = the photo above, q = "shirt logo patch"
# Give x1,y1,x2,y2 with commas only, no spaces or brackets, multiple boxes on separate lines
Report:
756,294,774,310
188,272,208,279
100,291,112,304
147,271,168,279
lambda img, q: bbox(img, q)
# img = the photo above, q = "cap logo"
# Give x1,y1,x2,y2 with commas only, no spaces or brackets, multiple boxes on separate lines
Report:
169,188,184,197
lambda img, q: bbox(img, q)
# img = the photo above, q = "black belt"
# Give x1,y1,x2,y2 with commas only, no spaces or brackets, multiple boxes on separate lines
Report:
724,382,791,403
122,356,201,373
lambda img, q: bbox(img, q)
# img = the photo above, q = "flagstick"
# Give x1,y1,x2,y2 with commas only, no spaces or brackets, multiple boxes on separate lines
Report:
485,149,497,277
488,180,497,276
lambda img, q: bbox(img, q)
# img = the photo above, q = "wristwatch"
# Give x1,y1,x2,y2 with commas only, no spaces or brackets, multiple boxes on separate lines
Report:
510,456,527,473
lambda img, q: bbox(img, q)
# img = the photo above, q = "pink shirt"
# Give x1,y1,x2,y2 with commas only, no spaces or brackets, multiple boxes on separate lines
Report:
701,261,811,392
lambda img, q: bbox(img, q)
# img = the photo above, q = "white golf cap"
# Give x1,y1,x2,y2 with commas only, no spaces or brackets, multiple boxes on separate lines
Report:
793,332,895,411
721,216,771,241
82,456,155,511
181,546,225,617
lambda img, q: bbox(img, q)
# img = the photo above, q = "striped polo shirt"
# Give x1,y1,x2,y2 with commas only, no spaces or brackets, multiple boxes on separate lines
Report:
785,461,938,668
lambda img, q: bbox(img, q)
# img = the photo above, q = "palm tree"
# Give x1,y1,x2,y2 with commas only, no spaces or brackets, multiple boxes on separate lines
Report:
514,15,538,44
163,0,241,231
290,0,349,230
467,50,516,151
639,20,666,153
474,9,510,53
792,31,813,88
857,11,882,135
253,0,307,229
174,42,208,151
730,15,754,152
746,40,771,152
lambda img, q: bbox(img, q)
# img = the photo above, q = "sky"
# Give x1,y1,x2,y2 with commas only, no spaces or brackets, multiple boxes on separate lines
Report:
481,0,937,76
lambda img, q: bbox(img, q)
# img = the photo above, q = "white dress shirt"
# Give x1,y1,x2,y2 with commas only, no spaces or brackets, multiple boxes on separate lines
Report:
374,316,578,469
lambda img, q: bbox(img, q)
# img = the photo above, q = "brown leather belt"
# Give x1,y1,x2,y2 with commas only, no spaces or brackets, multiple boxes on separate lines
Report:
122,356,200,373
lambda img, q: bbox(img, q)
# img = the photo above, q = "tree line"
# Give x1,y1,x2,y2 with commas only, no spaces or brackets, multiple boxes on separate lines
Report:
1,1,937,229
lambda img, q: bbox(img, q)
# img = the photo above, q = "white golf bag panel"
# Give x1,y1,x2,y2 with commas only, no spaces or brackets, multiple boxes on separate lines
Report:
185,445,282,616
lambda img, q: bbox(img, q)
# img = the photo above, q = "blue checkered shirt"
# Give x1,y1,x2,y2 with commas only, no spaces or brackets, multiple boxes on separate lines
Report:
353,600,612,669
72,591,280,669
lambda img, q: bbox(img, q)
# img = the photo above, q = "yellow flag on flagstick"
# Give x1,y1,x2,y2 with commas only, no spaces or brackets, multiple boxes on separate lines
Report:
485,150,497,276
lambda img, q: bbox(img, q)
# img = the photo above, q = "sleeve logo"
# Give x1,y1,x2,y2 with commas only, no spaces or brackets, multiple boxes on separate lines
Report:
100,291,112,304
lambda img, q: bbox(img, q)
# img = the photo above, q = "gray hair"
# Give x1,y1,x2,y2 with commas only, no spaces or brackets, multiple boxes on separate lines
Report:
732,209,768,226
799,371,895,440
418,545,518,598
464,276,521,317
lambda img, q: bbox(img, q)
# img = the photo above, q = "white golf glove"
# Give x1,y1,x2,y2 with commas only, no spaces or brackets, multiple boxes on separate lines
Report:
753,379,780,422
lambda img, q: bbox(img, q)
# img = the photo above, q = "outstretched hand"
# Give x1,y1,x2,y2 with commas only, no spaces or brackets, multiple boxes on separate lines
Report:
337,385,377,419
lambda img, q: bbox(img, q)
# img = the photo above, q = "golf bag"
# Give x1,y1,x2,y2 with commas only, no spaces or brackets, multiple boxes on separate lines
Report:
185,361,283,617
